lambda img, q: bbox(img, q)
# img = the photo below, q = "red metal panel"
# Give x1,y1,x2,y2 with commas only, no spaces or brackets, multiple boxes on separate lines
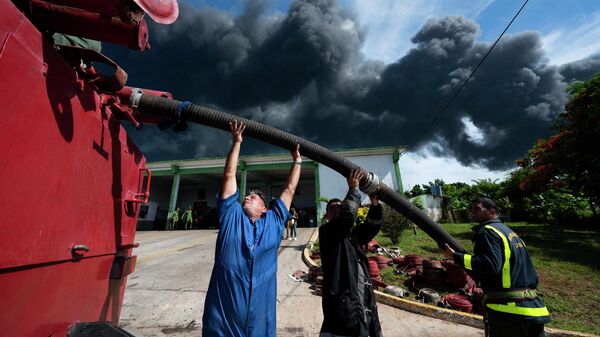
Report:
0,2,44,63
0,1,145,270
0,3,145,335
0,255,132,337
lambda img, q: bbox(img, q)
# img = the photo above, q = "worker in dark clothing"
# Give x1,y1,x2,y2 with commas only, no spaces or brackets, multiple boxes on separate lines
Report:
319,170,383,337
442,197,551,337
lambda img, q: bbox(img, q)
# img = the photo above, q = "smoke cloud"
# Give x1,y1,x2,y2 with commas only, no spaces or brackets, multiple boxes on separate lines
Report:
105,0,599,170
559,53,600,83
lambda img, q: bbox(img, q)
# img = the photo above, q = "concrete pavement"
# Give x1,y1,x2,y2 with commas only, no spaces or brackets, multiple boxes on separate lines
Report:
119,228,483,336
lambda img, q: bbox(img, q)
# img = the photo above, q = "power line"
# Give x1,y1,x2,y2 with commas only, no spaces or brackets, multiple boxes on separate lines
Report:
400,0,529,157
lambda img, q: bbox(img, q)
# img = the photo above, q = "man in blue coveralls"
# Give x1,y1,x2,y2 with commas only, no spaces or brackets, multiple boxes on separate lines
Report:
202,120,302,337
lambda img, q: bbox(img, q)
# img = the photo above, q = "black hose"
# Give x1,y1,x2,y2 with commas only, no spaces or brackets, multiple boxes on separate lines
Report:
136,94,465,252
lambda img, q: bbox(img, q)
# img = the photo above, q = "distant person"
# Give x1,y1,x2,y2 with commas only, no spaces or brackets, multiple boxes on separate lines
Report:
182,206,193,230
167,207,180,231
284,212,291,240
202,120,302,337
442,197,551,337
288,207,298,240
298,208,307,227
154,206,161,230
319,170,383,337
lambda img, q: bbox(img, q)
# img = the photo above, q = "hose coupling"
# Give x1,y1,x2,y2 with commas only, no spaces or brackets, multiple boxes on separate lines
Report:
360,172,380,195
129,87,144,113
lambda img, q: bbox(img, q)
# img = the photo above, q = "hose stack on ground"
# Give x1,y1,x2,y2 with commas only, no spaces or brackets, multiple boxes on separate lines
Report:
134,94,466,252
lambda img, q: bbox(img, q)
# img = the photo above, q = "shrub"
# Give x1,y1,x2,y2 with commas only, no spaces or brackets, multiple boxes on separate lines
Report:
381,204,411,245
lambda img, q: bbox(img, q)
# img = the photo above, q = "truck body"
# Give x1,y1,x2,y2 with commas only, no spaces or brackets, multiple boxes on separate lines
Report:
0,1,177,335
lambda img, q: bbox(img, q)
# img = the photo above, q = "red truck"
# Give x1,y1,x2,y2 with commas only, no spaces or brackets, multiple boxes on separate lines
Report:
0,1,178,336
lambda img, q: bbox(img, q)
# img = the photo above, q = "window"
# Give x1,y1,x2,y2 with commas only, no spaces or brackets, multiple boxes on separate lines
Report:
138,205,149,219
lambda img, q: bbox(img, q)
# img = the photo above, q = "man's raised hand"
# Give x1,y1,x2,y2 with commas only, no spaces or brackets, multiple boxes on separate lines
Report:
291,144,301,163
347,169,363,189
230,120,245,143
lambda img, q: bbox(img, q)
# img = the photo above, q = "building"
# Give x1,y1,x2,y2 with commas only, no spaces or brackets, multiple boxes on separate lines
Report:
136,146,405,230
410,194,445,222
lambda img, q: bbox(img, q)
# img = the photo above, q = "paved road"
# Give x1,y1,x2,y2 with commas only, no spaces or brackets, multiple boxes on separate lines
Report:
119,228,483,337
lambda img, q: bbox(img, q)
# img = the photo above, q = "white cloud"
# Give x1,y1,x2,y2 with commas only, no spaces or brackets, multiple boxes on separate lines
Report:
350,0,494,63
399,147,511,191
541,12,600,65
460,116,486,145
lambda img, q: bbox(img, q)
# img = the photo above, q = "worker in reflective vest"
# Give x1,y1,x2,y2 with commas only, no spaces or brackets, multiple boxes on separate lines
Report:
442,197,551,337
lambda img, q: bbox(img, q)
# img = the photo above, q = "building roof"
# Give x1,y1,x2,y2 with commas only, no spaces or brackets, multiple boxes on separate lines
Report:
146,146,405,175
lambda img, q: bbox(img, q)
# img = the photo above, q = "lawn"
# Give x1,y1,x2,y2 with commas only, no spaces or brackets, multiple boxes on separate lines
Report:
372,222,600,334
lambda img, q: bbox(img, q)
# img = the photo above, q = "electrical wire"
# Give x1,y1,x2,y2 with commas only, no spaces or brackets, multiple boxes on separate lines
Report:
400,0,529,157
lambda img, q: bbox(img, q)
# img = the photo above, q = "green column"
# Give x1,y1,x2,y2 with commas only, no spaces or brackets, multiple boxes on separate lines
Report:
168,165,181,213
267,183,272,201
238,160,247,203
393,148,404,194
314,162,322,226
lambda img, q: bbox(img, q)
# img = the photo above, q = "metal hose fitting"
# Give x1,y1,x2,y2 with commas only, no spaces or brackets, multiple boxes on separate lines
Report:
360,172,380,195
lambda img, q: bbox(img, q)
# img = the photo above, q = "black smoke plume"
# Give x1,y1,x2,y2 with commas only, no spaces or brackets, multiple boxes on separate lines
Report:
104,0,599,170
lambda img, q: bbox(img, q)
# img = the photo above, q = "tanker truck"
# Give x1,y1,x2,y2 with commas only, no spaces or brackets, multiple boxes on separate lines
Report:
0,1,463,336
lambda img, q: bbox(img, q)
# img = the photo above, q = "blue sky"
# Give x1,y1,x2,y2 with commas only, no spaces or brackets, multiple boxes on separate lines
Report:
191,0,600,66
128,0,600,190
350,0,600,65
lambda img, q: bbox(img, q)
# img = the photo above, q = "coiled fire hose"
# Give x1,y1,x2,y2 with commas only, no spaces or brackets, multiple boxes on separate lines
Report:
131,91,465,252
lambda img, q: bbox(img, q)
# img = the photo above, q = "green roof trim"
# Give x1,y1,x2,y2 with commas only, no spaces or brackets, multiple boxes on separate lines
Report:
146,145,406,166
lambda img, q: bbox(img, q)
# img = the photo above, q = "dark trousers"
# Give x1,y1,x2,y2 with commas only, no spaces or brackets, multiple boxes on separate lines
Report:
485,314,546,337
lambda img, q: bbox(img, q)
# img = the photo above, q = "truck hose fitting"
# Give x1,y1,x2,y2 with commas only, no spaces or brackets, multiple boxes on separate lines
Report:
360,172,380,195
130,87,144,113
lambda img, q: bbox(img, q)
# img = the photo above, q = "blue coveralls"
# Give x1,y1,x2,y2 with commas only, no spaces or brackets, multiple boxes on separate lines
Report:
202,190,287,337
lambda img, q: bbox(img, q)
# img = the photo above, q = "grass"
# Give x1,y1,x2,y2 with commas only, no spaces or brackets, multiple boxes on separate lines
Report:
372,222,600,334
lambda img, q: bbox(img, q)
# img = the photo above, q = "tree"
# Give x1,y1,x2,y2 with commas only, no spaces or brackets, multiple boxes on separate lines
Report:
443,182,474,210
471,178,501,199
381,204,410,245
505,166,593,224
516,71,600,205
406,184,426,198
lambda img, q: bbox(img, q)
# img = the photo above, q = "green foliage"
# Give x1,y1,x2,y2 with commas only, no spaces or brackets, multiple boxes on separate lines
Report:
311,239,320,253
381,204,410,245
439,179,505,219
411,196,424,210
442,182,472,211
428,178,446,187
495,196,514,213
405,179,508,222
406,184,425,198
515,71,600,204
470,178,501,199
523,190,594,226
504,71,600,224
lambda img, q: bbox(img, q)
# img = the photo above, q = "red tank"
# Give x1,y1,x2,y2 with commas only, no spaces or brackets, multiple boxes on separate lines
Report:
0,1,177,336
